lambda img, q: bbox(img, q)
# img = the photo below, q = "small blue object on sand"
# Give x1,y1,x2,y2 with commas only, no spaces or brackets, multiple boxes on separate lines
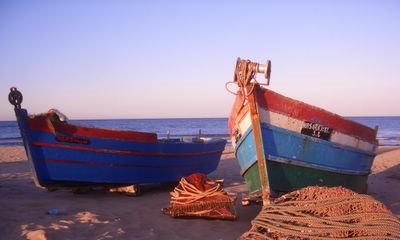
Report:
46,208,67,216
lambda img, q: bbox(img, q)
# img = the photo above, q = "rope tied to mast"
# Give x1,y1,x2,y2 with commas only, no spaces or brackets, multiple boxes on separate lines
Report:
235,59,259,97
225,58,271,96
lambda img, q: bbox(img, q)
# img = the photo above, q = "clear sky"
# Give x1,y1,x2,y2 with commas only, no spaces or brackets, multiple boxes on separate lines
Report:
1,0,399,120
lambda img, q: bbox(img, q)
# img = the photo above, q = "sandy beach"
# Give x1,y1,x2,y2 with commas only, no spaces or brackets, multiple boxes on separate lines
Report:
0,145,399,240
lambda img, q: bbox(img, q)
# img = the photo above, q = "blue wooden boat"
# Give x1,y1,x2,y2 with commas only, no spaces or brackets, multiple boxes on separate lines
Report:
8,87,226,191
228,59,377,197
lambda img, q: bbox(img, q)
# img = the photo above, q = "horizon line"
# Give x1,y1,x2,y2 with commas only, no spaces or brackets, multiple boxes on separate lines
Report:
1,115,400,122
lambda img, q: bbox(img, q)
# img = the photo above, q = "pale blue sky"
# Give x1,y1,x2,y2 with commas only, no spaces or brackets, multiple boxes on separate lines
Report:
1,1,399,120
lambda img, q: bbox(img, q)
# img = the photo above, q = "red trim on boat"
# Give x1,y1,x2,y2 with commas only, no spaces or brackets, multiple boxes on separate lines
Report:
42,158,216,168
228,85,377,143
254,86,377,143
31,141,223,157
28,116,157,143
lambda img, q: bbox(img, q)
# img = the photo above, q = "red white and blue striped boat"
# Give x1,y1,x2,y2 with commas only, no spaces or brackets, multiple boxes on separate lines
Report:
228,59,377,196
8,87,226,191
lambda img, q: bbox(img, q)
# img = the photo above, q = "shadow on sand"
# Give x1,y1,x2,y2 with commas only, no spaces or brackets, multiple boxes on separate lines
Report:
0,153,260,240
368,149,400,215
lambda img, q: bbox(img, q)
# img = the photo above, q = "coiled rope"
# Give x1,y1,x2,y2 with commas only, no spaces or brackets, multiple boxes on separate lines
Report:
240,186,400,240
170,177,228,205
163,174,237,220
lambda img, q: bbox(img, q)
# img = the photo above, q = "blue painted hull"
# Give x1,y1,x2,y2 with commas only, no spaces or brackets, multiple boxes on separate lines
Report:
235,123,375,193
15,109,226,188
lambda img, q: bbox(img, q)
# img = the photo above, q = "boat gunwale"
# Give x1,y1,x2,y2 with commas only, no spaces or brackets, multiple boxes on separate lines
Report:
27,113,158,143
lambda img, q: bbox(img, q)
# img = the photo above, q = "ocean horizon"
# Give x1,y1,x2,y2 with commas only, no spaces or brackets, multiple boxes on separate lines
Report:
1,116,399,146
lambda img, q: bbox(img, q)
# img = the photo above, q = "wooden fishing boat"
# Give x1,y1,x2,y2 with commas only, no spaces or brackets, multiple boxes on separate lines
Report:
228,59,377,197
8,87,226,192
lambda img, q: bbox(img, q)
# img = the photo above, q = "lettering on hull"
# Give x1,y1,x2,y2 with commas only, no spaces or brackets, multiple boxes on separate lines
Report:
55,136,90,145
301,121,332,141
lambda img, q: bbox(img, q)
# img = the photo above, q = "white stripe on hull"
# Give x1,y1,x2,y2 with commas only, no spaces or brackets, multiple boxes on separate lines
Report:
232,108,376,153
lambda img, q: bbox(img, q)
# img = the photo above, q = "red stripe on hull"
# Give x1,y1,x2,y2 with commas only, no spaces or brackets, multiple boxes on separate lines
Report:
256,86,376,143
28,116,157,143
31,141,223,157
229,85,377,143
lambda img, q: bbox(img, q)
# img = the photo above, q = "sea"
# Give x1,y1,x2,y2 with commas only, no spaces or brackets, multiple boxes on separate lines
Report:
0,117,399,146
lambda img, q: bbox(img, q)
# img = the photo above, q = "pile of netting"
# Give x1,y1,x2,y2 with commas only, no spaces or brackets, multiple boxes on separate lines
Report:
240,186,400,239
162,173,237,220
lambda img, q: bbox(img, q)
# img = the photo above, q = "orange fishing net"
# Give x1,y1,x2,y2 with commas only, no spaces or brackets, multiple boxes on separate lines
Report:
162,173,237,220
240,186,400,239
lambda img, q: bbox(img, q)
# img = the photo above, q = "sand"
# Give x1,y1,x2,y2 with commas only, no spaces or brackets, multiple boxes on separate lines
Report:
0,145,399,239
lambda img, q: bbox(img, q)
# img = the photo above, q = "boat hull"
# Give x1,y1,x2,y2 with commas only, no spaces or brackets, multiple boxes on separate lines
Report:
15,108,226,188
242,161,369,194
229,85,377,194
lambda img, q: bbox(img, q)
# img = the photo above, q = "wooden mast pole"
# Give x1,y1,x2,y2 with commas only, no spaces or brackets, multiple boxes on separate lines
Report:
235,59,271,205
